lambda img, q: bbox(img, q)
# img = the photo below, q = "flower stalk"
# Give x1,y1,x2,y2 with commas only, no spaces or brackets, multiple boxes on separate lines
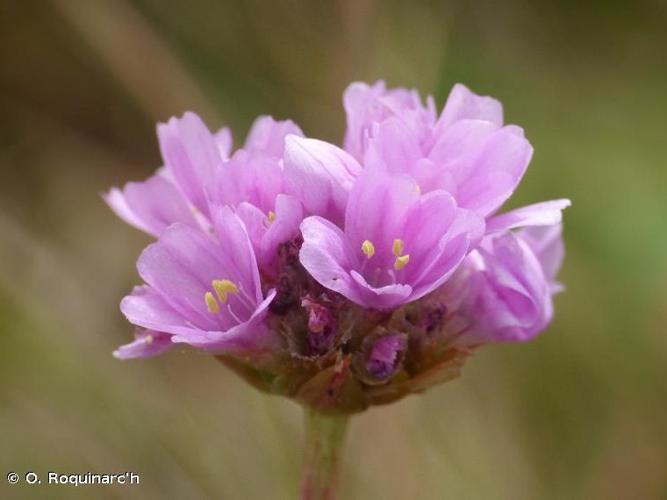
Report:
300,409,349,500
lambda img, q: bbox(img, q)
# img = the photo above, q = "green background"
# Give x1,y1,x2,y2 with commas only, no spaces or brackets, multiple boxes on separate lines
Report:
1,1,666,498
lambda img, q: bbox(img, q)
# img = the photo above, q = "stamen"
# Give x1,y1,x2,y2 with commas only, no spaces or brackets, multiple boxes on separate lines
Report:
267,210,277,223
144,334,153,344
415,184,421,194
392,238,405,257
212,279,239,303
204,292,220,314
394,254,411,270
226,304,243,324
361,240,375,259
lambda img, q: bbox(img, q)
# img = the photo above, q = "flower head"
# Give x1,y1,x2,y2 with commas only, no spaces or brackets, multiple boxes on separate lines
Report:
107,81,570,414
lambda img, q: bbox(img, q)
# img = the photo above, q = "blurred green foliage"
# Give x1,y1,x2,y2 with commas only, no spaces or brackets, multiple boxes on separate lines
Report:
1,1,666,498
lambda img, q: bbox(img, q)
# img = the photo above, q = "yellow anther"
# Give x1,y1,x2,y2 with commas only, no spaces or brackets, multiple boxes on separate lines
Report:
392,238,405,257
361,240,375,259
267,210,277,223
212,279,239,303
205,291,220,314
145,334,153,344
394,254,411,270
415,184,421,194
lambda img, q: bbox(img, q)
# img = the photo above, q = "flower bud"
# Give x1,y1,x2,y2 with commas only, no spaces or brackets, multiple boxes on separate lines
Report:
355,331,407,385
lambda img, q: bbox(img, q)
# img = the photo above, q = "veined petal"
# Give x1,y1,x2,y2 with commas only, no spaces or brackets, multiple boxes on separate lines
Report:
215,149,284,213
235,202,267,257
400,191,484,296
344,172,420,268
157,111,222,216
519,223,566,289
363,118,422,177
476,232,553,341
437,83,504,129
171,290,280,355
103,174,196,237
284,135,362,223
428,119,501,184
214,126,233,159
260,194,303,267
343,80,388,159
455,126,533,216
244,116,304,157
103,187,150,234
113,329,173,360
349,271,413,310
299,216,363,303
486,199,571,233
136,226,232,331
211,206,263,304
121,285,213,336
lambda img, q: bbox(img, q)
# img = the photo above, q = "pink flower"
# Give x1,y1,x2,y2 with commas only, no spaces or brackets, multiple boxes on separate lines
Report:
437,202,570,346
343,81,532,218
105,112,305,275
116,206,280,360
299,171,484,310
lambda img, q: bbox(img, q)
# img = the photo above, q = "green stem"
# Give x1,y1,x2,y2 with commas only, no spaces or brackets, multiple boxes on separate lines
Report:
300,409,349,500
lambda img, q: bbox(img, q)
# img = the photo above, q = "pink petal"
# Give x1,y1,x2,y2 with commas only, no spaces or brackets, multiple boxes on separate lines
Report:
486,199,571,233
104,174,196,237
113,329,173,360
437,83,504,129
244,115,304,157
157,112,222,216
284,135,361,223
299,216,363,303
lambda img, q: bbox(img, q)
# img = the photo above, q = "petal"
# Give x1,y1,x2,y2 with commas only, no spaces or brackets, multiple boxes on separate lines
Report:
215,150,284,213
344,171,420,268
121,285,211,336
363,118,422,177
260,194,303,268
343,80,388,159
299,216,363,303
284,135,362,223
400,190,459,266
136,227,230,331
214,126,233,159
428,119,500,183
113,329,173,360
103,187,150,234
428,118,532,216
157,112,222,215
437,83,504,129
171,290,280,355
235,202,267,256
244,116,304,157
518,223,565,288
476,232,553,341
486,199,571,233
350,271,413,310
211,206,263,304
104,174,196,237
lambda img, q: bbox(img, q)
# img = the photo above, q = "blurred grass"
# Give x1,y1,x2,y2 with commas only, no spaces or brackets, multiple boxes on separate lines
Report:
1,0,666,498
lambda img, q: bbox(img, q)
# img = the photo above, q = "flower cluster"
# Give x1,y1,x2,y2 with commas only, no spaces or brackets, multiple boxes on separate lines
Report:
106,81,569,413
